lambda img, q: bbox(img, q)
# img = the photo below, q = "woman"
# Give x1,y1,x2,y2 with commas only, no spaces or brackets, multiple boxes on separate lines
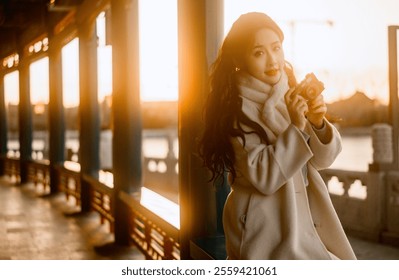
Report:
199,12,356,260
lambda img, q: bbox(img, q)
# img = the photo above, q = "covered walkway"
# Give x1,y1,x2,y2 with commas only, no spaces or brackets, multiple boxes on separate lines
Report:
1,176,399,260
0,176,144,260
1,0,399,262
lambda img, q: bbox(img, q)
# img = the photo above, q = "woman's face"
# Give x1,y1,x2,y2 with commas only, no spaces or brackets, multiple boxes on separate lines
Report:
244,28,285,85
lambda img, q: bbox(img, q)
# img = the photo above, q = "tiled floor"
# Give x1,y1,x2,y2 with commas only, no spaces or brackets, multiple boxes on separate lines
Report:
0,176,145,260
348,236,399,260
1,175,399,260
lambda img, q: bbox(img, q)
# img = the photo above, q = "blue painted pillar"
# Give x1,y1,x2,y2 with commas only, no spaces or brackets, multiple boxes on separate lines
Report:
0,73,7,175
111,0,142,245
18,55,32,184
177,0,224,259
388,26,399,170
48,35,65,194
79,21,100,211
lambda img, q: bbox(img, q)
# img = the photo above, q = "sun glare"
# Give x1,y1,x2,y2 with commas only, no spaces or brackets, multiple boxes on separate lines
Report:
4,71,19,105
140,187,180,228
62,38,80,108
29,57,49,105
139,0,178,102
96,12,113,103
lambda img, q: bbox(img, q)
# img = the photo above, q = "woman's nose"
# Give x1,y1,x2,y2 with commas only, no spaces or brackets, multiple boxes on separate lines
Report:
266,51,277,66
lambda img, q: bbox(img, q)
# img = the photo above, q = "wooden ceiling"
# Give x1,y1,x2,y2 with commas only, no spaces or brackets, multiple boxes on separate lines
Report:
0,0,82,58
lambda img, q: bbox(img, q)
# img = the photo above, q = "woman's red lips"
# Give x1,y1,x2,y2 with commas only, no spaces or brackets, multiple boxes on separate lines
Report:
265,69,279,76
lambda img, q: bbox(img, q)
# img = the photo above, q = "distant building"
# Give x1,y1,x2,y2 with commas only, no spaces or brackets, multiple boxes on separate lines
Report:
327,91,388,127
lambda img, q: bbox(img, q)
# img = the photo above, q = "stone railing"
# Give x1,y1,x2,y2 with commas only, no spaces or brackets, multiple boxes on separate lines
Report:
5,123,399,256
320,169,368,199
385,171,399,242
320,168,385,241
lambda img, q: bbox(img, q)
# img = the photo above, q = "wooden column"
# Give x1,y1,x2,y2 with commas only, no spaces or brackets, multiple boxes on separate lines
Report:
18,56,33,183
177,0,224,259
111,0,142,245
205,0,226,236
48,37,65,194
388,26,399,170
79,21,100,211
0,73,7,175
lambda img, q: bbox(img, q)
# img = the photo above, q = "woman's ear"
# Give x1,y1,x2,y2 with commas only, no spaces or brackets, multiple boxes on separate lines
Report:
233,58,242,72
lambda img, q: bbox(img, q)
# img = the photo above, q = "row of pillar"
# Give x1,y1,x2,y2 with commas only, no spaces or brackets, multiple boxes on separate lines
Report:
0,71,6,173
0,0,224,256
0,0,142,245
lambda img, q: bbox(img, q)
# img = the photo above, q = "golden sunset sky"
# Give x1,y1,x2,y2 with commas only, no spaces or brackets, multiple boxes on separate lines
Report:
226,0,399,104
3,0,399,105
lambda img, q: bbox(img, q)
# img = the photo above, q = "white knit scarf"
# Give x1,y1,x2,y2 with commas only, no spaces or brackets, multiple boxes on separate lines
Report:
236,71,291,143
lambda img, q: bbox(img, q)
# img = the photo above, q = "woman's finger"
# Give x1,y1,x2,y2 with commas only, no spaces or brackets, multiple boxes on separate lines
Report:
284,87,296,103
293,95,307,107
309,104,327,114
308,94,324,107
299,102,309,115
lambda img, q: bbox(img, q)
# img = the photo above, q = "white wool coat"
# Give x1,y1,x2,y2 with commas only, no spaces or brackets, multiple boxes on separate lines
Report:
223,80,356,260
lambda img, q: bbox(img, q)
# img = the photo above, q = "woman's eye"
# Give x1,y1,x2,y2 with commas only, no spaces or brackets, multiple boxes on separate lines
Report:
273,45,281,51
254,51,264,57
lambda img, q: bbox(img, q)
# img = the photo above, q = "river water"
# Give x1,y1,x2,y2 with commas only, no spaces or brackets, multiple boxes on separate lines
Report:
331,135,372,171
141,135,374,172
8,134,373,172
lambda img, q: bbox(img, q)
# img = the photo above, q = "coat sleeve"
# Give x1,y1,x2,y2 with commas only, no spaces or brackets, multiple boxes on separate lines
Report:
231,124,314,195
305,119,342,170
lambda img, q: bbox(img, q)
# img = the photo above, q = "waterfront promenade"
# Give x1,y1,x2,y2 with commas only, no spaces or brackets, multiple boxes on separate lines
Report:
1,176,399,260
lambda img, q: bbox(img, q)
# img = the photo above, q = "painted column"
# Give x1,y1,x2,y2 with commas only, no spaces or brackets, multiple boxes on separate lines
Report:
79,21,100,211
384,25,399,242
388,26,399,170
48,36,65,194
0,73,7,174
18,54,33,183
111,0,142,245
177,0,224,259
205,0,227,237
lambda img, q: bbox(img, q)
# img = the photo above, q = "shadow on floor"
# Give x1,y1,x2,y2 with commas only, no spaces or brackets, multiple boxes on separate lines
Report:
2,176,399,260
0,177,145,260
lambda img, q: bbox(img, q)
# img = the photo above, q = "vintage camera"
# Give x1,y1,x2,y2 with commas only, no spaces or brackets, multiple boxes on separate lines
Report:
298,73,324,100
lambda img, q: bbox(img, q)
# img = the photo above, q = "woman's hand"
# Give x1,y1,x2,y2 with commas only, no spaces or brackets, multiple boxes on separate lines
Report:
284,88,308,131
306,94,327,129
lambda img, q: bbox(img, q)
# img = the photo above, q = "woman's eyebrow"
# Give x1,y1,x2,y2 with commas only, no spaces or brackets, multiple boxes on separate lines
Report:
252,44,265,49
252,41,280,49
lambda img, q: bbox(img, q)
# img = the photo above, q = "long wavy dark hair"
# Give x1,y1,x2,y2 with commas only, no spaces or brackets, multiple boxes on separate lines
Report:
198,13,297,184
